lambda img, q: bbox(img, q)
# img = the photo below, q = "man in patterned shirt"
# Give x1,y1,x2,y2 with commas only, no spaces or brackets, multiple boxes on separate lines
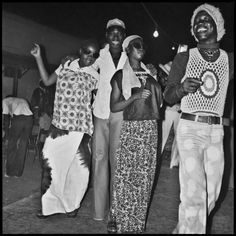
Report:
164,3,234,234
31,39,100,219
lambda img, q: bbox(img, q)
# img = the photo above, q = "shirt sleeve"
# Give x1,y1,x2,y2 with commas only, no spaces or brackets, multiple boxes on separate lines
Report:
163,52,189,105
54,64,63,75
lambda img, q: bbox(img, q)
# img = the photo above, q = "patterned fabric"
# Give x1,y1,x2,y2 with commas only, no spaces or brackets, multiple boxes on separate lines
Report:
173,119,224,233
110,119,158,233
52,68,98,136
180,48,229,116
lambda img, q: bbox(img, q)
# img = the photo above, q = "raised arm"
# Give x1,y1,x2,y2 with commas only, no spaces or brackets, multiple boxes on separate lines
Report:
30,43,57,86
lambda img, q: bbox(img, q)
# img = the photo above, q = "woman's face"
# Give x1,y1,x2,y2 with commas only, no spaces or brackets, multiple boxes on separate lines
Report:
79,44,100,67
193,10,217,43
128,38,146,60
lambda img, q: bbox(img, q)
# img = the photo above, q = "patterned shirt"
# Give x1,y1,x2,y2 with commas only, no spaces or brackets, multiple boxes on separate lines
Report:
52,59,99,136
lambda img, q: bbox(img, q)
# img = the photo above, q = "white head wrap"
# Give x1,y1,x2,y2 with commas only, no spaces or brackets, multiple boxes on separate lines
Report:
191,3,225,42
122,35,142,52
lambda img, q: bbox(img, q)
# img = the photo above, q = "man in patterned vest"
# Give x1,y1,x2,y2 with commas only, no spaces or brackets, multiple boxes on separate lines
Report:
164,3,234,234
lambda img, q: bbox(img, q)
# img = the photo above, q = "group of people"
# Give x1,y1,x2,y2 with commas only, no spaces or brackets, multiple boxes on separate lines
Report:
23,3,233,234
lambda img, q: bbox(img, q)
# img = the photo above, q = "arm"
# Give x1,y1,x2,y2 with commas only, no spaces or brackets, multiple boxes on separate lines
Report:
110,71,151,113
30,43,57,86
164,52,202,105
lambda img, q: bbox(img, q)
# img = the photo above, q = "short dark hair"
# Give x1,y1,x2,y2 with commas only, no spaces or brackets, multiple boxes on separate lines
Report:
80,38,100,51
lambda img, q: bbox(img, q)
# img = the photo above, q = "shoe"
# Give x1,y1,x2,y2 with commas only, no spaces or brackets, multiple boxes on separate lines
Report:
36,211,48,219
93,217,104,221
4,173,10,178
66,208,78,218
107,220,117,234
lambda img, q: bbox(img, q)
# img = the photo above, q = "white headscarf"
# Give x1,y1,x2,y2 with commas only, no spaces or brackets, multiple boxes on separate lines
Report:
122,35,142,52
191,3,225,42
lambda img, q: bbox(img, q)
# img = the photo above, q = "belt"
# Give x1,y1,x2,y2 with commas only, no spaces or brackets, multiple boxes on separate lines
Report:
181,112,230,126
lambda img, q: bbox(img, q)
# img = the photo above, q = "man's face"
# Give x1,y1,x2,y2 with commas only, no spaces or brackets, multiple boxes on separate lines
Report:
79,44,100,67
106,26,126,49
193,10,217,43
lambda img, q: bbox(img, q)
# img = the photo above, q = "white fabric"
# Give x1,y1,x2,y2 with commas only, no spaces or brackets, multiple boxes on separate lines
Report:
122,59,154,100
55,58,99,81
106,18,126,29
180,48,229,116
92,44,128,119
2,97,33,117
122,35,142,52
41,131,89,215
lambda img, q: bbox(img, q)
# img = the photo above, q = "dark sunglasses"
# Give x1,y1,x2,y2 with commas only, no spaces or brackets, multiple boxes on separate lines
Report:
82,48,100,59
130,42,147,50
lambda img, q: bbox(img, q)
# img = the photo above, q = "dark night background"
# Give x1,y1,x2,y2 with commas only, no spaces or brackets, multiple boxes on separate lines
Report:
2,1,234,65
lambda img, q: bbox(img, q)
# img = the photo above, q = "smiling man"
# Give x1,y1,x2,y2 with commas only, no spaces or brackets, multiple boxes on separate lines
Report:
91,18,127,222
164,3,234,234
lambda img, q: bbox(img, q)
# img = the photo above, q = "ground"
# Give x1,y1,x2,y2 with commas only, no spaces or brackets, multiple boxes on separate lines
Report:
2,131,234,234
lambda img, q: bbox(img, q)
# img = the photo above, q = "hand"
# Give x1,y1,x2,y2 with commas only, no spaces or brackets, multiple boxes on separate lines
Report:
182,77,203,93
30,43,41,58
61,55,78,67
146,63,157,76
133,89,152,100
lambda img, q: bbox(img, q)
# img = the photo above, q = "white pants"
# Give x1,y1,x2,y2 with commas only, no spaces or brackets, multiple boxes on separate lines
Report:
162,108,180,168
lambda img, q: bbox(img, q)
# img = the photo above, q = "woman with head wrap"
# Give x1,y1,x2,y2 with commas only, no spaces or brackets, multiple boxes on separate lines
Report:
108,35,163,233
164,3,234,234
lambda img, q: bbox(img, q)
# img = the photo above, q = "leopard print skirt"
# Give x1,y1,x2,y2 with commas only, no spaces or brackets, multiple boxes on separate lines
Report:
110,119,158,233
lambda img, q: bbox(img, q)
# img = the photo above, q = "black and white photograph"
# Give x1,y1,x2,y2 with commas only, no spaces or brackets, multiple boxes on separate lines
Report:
2,1,234,234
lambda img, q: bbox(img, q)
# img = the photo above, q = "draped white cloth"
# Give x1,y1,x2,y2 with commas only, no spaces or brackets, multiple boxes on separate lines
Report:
41,131,89,215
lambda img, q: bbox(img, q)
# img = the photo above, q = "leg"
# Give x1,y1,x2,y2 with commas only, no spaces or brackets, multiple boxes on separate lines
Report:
14,116,33,176
5,116,24,176
109,111,123,196
173,120,209,234
92,116,110,220
205,125,224,214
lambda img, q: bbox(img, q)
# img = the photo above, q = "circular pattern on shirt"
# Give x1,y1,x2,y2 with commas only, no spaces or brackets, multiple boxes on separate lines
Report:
61,103,70,112
68,110,76,119
64,89,73,98
67,124,75,131
60,81,68,89
69,96,77,106
75,89,84,98
199,70,219,98
61,117,69,126
68,76,76,83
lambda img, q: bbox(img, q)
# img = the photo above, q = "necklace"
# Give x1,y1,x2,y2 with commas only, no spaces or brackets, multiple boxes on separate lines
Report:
199,48,220,62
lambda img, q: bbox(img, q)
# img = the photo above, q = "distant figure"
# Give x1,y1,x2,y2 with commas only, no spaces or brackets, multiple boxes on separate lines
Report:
158,62,180,168
2,96,33,177
31,80,55,161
